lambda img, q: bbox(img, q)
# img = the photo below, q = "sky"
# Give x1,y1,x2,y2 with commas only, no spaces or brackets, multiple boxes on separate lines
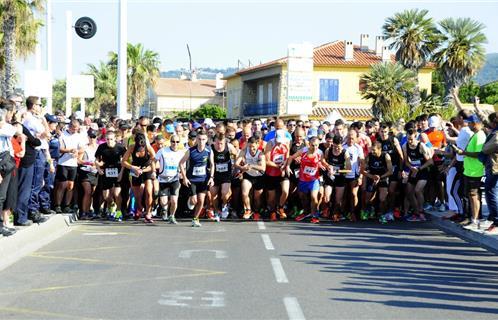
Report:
15,0,498,86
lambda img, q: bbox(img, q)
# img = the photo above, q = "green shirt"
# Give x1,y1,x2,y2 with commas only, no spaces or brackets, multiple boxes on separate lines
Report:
463,130,486,177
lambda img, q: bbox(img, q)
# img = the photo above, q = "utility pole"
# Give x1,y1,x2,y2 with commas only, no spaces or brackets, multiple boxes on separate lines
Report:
117,0,128,119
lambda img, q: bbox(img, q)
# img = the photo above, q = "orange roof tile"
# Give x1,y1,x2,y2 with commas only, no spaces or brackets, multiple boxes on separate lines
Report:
153,78,225,97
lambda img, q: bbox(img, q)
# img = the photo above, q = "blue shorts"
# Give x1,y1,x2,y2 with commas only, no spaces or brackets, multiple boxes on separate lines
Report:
298,180,320,193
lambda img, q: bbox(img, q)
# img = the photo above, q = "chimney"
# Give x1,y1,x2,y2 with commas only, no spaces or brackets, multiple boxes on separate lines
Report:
344,41,354,61
360,34,369,52
375,36,384,57
215,72,224,90
382,46,390,62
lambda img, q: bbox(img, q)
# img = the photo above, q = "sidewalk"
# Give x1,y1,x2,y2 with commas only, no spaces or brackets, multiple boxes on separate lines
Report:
427,209,498,254
0,213,77,271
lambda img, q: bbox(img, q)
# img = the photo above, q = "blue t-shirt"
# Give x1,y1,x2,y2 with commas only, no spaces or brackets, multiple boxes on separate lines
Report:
264,130,292,142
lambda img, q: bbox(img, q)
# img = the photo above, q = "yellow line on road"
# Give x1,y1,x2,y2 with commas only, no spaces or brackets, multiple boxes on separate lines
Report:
0,307,98,319
0,271,225,297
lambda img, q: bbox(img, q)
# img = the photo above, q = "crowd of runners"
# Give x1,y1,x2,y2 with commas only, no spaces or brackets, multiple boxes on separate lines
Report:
1,95,497,236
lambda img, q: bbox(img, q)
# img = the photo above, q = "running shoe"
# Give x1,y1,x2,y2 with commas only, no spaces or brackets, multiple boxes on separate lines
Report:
114,210,123,222
214,212,221,223
291,207,303,219
295,212,312,222
346,212,357,222
221,205,230,219
463,221,480,231
270,211,277,221
278,207,287,219
379,215,387,224
310,217,320,224
423,203,433,211
54,206,63,214
252,212,261,221
332,212,341,222
393,208,402,219
162,211,169,221
484,224,498,235
168,215,178,224
479,219,493,230
109,202,117,214
384,212,394,222
368,210,376,220
437,203,447,212
191,218,202,227
406,214,421,222
360,210,369,221
243,209,253,220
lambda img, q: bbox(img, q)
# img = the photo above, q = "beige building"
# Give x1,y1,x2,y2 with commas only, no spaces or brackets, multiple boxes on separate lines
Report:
146,74,226,117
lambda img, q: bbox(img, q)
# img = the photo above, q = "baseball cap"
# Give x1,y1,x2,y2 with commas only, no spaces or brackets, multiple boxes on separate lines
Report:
165,124,175,133
203,118,215,128
87,129,97,137
193,122,201,130
45,114,58,123
464,114,481,123
188,131,198,139
119,120,131,129
307,128,318,139
428,115,440,128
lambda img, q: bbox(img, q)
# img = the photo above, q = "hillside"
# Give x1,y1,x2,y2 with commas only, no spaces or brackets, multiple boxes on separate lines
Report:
475,53,498,85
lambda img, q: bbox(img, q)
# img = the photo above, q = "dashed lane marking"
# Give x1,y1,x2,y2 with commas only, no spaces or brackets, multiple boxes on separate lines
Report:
283,297,305,320
270,258,289,283
261,234,275,250
257,221,266,230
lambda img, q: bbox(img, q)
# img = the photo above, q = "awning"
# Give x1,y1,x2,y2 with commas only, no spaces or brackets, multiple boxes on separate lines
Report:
311,105,373,120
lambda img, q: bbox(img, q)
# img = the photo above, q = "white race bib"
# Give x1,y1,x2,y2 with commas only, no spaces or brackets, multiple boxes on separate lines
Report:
105,168,119,178
165,165,178,177
273,154,284,165
216,162,229,173
193,165,206,176
304,166,317,176
411,160,421,168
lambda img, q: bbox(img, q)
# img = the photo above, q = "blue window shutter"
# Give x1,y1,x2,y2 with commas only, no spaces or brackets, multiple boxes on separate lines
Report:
320,79,327,101
320,79,339,101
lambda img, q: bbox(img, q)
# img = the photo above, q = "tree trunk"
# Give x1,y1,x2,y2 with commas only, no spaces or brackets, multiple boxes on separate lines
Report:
408,78,421,113
2,14,17,98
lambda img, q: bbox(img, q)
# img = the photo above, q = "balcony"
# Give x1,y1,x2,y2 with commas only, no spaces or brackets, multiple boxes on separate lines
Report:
243,102,278,117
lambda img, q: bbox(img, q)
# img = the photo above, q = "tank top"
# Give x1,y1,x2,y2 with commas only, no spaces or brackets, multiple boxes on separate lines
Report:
130,146,151,177
245,149,264,177
367,153,388,176
299,150,322,182
80,145,98,173
212,144,232,178
327,149,346,176
187,146,211,183
380,137,399,166
266,143,288,177
407,142,425,168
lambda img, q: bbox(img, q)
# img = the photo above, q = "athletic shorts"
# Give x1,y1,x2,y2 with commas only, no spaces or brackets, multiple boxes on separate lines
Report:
78,168,98,186
298,179,320,193
464,176,482,196
265,174,288,191
429,165,446,182
56,165,77,182
408,169,429,185
159,180,180,197
345,175,360,185
189,181,209,195
214,173,231,186
101,176,120,190
366,177,389,192
131,172,153,187
243,173,264,190
390,165,400,182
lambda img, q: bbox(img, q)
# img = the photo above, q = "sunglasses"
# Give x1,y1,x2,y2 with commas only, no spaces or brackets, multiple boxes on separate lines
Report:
171,140,180,144
304,126,310,129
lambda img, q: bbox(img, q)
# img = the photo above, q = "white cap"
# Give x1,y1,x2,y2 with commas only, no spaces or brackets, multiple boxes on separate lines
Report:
428,115,440,128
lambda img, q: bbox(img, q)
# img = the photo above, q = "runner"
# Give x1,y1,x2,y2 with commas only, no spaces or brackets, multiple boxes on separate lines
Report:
155,134,185,224
343,128,365,221
77,129,99,219
179,129,215,227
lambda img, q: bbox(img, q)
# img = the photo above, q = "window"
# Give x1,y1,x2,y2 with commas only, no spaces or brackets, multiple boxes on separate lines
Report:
268,83,273,103
319,79,339,101
359,79,367,92
258,84,264,104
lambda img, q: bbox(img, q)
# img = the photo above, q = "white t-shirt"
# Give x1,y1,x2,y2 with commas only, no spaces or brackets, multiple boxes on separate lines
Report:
23,112,48,150
344,143,364,178
155,147,185,183
0,123,17,156
456,126,473,162
58,130,84,167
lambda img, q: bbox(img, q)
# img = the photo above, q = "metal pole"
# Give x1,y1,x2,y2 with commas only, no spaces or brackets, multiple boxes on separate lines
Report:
65,10,72,117
117,0,128,119
46,0,53,114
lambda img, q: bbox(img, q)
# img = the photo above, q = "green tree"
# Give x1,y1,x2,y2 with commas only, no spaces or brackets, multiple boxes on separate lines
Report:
360,62,417,121
480,81,498,106
382,9,441,110
109,43,160,119
50,79,80,113
86,61,117,116
0,0,44,97
434,17,487,105
458,80,481,103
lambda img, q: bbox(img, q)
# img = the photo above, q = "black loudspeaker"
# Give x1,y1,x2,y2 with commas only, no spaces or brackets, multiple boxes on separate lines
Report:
74,17,97,39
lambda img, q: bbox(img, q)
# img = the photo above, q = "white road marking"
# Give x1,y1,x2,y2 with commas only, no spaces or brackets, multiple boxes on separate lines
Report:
261,234,275,250
158,291,194,307
82,232,118,236
270,258,289,283
179,249,228,259
284,297,305,320
257,221,266,230
200,291,225,307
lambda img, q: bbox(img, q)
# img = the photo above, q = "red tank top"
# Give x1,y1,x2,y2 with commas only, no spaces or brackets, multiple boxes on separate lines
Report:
266,143,288,177
299,150,322,182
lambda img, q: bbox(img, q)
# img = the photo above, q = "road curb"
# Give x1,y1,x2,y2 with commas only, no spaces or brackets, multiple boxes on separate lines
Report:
428,211,498,254
0,214,76,271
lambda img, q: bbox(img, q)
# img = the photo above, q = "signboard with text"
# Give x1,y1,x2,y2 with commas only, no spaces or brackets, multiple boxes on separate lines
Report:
286,43,313,116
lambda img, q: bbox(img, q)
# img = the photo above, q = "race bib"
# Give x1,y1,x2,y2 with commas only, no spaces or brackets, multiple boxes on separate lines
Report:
273,154,284,165
165,165,178,176
193,165,206,176
411,160,421,168
216,162,229,173
333,166,341,176
304,166,317,176
105,168,119,178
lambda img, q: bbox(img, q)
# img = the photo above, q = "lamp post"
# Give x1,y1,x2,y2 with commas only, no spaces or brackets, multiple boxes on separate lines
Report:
117,0,128,119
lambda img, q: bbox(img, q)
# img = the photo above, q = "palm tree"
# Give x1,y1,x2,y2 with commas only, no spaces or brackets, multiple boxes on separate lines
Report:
360,62,417,121
382,9,441,110
87,61,117,116
433,17,487,106
109,43,160,119
0,0,44,97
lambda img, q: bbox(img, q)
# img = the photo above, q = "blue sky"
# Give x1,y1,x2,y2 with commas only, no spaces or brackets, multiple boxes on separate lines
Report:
16,0,498,83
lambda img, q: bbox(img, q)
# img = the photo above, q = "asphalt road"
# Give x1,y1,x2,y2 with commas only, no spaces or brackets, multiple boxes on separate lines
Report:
1,219,498,320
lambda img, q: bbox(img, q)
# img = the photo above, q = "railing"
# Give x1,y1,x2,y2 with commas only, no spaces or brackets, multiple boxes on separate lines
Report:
243,102,278,117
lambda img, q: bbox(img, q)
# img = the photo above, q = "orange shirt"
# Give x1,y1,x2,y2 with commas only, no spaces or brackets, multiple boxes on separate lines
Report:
11,137,22,168
427,129,446,148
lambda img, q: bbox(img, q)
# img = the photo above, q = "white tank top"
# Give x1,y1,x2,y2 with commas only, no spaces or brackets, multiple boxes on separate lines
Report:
245,149,263,177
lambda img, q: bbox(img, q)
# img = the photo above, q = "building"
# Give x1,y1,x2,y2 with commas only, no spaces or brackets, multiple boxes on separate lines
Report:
145,72,226,117
224,36,435,121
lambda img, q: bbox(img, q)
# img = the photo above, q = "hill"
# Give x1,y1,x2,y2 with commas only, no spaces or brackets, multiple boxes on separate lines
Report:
475,53,498,85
